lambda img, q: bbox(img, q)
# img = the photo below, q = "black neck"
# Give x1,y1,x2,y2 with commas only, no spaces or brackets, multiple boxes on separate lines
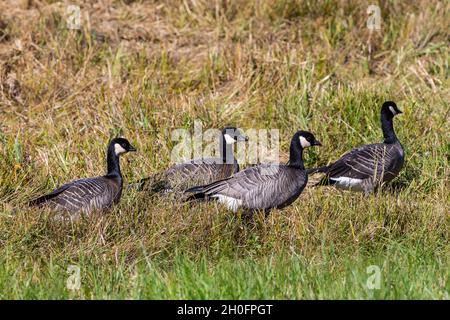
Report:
220,135,235,164
381,112,398,144
288,135,304,170
107,145,122,177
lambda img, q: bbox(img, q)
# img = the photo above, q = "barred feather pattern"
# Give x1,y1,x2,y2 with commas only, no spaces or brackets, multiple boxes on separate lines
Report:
30,176,122,214
191,164,308,212
319,141,404,192
147,158,239,192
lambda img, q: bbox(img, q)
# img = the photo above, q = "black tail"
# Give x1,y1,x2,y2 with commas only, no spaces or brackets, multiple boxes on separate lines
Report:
184,185,205,194
184,185,207,202
306,165,329,175
29,185,69,207
184,177,230,202
29,193,58,207
306,165,334,187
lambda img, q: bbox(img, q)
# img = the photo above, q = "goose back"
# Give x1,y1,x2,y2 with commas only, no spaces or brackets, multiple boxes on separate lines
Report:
30,176,122,213
319,141,404,191
144,157,239,193
189,164,307,212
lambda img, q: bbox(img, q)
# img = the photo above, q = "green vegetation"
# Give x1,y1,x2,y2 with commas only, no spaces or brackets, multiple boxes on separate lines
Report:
0,0,448,299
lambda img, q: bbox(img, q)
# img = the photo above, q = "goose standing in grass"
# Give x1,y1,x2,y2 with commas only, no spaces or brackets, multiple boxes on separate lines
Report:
30,138,136,217
138,127,248,193
308,101,404,195
185,131,321,213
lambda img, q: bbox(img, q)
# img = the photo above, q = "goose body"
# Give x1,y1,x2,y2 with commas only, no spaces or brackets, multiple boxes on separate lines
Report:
186,131,321,213
151,158,239,192
139,127,247,193
30,176,123,213
308,101,404,194
30,138,136,216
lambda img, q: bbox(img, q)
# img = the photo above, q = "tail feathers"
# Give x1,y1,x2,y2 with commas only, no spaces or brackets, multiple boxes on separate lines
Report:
29,193,57,207
184,185,211,202
29,196,45,207
29,185,70,207
184,185,205,194
185,177,231,202
306,165,333,187
306,165,329,175
185,192,207,202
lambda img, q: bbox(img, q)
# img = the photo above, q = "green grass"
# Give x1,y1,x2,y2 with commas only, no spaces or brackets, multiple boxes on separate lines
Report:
0,0,448,299
0,243,448,299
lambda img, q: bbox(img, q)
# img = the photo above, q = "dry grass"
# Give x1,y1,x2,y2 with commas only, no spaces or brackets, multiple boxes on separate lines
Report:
0,0,448,298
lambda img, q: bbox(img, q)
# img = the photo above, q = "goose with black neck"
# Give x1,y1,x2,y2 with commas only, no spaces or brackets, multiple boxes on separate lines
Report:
136,126,248,194
185,130,322,213
308,101,404,195
30,137,137,219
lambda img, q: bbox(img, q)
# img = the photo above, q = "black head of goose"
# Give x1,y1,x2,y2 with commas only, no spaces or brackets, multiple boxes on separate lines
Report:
308,101,404,195
185,130,321,213
138,126,248,193
30,138,137,216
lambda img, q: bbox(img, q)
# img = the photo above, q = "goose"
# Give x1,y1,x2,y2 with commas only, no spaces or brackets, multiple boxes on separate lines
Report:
138,126,248,193
30,138,136,217
185,131,321,213
308,101,404,195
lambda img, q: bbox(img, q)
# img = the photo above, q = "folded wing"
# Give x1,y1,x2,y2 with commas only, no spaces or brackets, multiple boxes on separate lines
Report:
30,177,120,213
191,164,307,211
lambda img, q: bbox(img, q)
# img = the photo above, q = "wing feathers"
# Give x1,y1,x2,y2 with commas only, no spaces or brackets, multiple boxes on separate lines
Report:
30,177,120,213
145,158,237,192
187,164,307,211
314,142,404,188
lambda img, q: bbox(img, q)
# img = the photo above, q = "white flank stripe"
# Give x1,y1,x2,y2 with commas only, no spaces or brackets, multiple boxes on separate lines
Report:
330,176,364,191
212,194,242,212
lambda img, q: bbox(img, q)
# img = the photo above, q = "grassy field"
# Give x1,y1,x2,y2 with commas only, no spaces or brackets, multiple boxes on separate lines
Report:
0,0,448,299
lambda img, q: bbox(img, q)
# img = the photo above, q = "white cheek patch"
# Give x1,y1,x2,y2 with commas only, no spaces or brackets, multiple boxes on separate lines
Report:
299,136,311,148
212,194,242,212
389,106,397,115
114,143,127,155
224,134,237,145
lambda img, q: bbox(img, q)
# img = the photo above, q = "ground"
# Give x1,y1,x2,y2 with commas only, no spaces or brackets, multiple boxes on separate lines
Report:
0,0,448,299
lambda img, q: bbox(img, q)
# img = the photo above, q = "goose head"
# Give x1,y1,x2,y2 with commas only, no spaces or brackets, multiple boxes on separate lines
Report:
289,131,321,169
110,138,137,156
297,131,322,149
381,101,402,119
222,126,248,145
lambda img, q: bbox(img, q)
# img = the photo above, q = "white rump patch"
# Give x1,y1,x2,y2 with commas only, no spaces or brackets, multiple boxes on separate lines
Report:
299,136,311,148
224,134,237,145
389,105,397,115
114,143,127,155
212,194,242,212
330,176,364,191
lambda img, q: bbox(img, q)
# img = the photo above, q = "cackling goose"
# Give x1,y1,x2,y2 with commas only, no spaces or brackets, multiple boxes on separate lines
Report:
138,127,248,193
308,101,404,195
30,138,136,218
185,131,321,213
